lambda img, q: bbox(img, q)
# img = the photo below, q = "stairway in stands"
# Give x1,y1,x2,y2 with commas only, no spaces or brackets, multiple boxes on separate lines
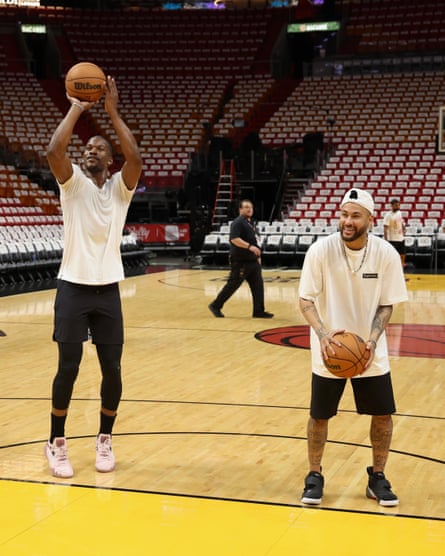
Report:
233,78,299,149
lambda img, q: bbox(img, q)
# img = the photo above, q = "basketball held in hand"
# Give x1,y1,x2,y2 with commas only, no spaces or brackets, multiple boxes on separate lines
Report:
65,62,106,102
324,332,370,378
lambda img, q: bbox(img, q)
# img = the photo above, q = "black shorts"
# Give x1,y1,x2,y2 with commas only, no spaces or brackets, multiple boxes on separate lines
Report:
310,373,396,419
53,280,123,344
389,240,405,255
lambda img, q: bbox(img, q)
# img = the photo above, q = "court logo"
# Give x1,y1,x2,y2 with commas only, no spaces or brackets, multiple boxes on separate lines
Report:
255,324,445,358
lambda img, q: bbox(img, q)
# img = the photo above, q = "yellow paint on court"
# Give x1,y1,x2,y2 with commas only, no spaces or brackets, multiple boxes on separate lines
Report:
1,480,444,555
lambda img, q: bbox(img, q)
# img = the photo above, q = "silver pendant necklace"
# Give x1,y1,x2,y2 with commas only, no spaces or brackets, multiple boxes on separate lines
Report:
341,236,368,274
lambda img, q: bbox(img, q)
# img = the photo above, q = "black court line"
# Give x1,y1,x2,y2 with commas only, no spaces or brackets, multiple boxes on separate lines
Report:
1,431,443,465
0,432,443,524
0,321,256,334
0,475,444,523
1,396,444,422
157,280,205,291
157,270,211,291
2,475,444,523
157,270,300,291
127,325,256,333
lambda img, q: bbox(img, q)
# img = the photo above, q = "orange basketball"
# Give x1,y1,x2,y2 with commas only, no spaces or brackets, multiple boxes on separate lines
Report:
65,62,106,102
324,332,370,378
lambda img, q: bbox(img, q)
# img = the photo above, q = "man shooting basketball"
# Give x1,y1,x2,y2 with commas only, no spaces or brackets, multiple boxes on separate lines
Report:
45,76,142,478
298,188,408,506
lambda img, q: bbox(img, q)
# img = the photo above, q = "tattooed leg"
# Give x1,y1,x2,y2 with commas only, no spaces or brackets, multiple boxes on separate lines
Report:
370,414,393,472
307,417,329,472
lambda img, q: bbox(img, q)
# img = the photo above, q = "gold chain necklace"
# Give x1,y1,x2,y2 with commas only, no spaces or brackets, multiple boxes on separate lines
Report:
341,236,368,274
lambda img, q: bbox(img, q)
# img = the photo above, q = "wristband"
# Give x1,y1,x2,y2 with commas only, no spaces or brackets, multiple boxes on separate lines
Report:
72,103,84,112
368,339,377,349
247,244,251,250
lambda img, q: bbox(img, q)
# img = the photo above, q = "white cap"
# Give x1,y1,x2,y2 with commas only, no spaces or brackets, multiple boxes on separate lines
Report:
340,188,374,215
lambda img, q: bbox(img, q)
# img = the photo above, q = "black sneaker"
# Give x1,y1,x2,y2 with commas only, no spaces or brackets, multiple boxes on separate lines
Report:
301,471,324,505
366,466,399,507
208,303,224,318
253,311,274,318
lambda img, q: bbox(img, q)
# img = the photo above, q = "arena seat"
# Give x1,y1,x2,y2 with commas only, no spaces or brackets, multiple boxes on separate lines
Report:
200,234,220,262
279,234,298,265
262,234,282,261
414,236,434,268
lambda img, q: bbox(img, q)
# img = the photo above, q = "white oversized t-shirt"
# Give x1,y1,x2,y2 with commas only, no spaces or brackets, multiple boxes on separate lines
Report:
383,210,405,241
298,232,408,378
57,163,134,285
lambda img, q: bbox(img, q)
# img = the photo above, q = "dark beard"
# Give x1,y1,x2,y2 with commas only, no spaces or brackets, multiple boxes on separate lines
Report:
340,225,368,244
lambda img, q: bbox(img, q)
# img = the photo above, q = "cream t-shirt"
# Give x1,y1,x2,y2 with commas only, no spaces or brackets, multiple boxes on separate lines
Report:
298,232,408,378
383,210,405,241
57,164,134,285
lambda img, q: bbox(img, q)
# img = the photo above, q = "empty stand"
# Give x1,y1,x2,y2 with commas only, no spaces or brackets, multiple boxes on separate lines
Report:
1,4,445,272
0,5,288,191
0,72,84,172
262,73,445,230
342,0,445,55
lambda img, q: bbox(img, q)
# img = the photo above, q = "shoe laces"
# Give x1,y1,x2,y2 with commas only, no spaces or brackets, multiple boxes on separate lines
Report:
372,472,392,489
52,440,69,464
305,471,323,487
97,435,112,458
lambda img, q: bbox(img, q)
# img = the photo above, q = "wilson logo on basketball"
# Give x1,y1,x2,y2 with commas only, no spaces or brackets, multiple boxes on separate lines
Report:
255,324,445,359
74,82,102,90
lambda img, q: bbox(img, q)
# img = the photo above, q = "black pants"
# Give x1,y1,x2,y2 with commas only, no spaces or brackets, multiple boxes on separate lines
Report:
213,258,265,315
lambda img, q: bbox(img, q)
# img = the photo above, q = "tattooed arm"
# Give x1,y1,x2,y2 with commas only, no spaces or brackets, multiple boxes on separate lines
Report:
299,298,344,360
369,305,393,344
364,304,393,370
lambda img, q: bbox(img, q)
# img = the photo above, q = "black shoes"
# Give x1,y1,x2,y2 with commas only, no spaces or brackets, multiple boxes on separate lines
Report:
301,471,324,505
300,467,398,507
208,303,224,318
366,466,399,507
253,311,274,318
208,305,274,319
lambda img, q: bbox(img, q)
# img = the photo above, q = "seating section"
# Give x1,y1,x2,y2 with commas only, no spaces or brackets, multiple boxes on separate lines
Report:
0,5,289,280
63,8,272,77
1,5,445,271
202,71,445,268
0,72,83,173
0,218,144,285
260,73,444,148
0,6,286,190
58,8,277,188
91,75,229,188
0,223,64,264
0,165,61,218
212,75,276,141
341,0,445,54
268,73,445,226
0,29,27,72
200,217,444,269
298,148,445,225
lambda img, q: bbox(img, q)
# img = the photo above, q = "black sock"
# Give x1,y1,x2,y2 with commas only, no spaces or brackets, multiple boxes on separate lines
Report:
99,412,116,435
50,413,67,443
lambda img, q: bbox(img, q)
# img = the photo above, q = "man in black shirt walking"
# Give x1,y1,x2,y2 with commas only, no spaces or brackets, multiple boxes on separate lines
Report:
208,199,273,319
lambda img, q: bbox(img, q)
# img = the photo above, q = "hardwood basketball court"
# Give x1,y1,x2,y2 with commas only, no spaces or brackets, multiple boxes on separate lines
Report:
0,266,444,554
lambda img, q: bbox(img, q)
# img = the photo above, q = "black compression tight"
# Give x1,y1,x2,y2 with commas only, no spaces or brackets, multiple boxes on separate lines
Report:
52,342,123,412
96,343,123,411
52,342,82,410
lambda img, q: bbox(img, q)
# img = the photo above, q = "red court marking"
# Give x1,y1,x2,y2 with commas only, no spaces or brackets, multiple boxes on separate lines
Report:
255,324,445,359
